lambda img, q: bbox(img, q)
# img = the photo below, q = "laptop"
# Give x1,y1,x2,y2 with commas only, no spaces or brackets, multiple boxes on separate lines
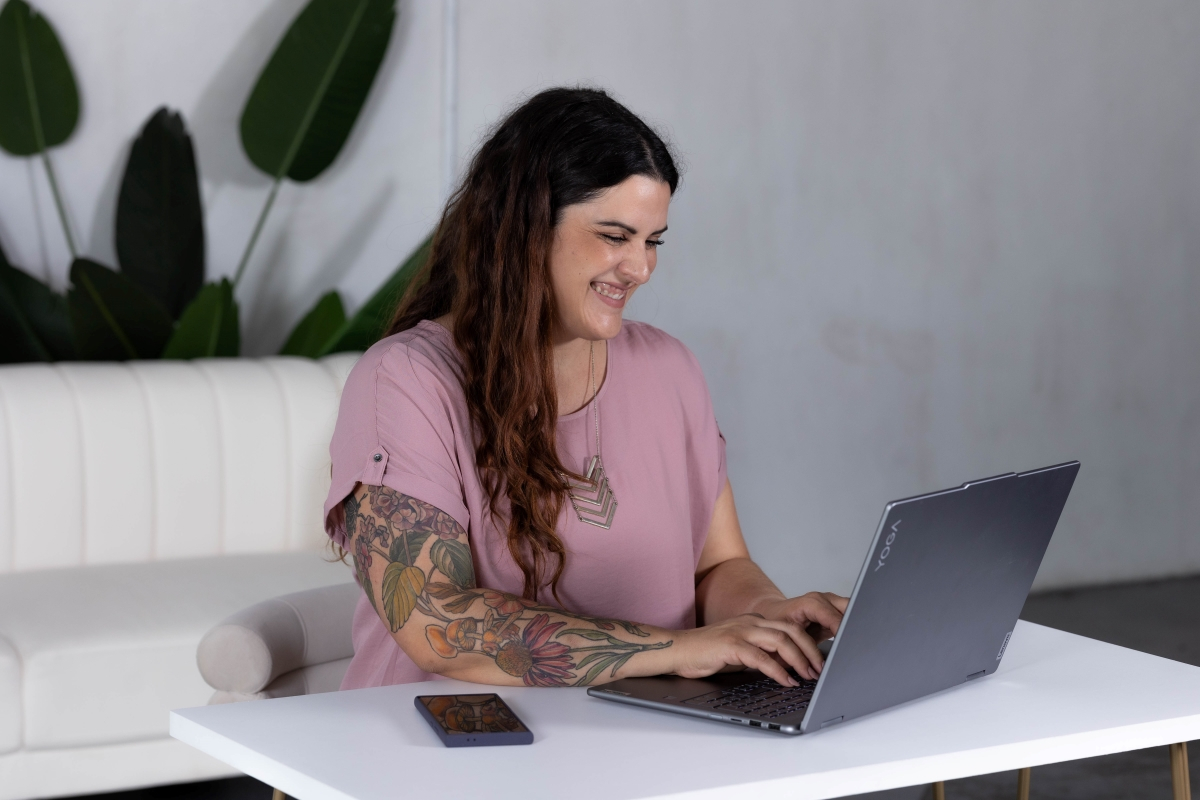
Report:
588,461,1080,734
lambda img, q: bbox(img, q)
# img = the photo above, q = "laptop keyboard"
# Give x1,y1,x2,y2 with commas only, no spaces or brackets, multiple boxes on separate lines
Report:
682,676,818,720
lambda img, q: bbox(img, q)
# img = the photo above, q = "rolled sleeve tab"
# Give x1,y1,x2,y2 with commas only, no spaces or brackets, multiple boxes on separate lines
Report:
362,449,389,485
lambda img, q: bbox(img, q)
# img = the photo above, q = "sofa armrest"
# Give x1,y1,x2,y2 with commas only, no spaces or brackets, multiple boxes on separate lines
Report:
198,581,359,694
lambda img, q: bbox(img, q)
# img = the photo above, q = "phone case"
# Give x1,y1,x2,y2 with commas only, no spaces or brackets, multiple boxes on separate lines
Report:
414,694,534,747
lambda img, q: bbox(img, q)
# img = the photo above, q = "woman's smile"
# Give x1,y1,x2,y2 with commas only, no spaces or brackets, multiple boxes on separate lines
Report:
591,280,629,307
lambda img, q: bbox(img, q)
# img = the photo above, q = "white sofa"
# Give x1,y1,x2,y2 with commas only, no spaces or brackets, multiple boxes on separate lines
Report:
0,356,360,800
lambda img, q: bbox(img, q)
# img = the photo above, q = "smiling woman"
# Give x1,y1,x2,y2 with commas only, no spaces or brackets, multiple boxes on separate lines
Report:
323,87,847,690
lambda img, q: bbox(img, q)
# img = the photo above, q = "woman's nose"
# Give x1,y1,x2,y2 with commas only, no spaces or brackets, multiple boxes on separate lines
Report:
618,249,653,286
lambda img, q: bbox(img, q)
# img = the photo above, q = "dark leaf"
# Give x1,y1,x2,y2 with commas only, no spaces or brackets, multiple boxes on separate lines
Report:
161,279,240,359
0,258,74,361
67,258,173,360
430,538,475,588
279,290,345,356
0,0,79,155
116,106,205,318
240,0,396,182
322,233,431,354
388,529,431,568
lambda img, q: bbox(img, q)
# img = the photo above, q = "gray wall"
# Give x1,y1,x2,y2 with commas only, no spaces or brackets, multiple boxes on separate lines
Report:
1,1,1197,594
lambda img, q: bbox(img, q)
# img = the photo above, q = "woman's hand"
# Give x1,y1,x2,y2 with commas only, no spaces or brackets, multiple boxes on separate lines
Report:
670,613,830,686
756,592,849,645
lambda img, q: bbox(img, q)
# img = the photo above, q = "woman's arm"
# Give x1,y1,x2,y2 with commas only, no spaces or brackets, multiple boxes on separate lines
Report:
695,480,848,676
347,483,818,686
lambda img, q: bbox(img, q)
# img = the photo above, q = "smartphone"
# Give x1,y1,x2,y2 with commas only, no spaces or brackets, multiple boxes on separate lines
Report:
414,694,534,747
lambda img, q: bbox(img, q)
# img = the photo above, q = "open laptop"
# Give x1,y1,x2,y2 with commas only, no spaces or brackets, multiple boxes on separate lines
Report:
588,461,1080,734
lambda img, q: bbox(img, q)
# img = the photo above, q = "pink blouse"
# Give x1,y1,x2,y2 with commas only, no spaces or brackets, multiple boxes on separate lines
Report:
323,320,727,689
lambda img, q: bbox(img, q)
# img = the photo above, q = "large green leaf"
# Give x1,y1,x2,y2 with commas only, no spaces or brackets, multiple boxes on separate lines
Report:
321,233,431,355
67,258,173,361
0,257,74,362
116,107,204,319
162,278,239,359
240,0,396,183
279,290,345,356
430,538,475,588
0,0,78,156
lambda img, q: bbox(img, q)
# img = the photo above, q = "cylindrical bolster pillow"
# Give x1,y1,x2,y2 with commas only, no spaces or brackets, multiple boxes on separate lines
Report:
198,581,359,693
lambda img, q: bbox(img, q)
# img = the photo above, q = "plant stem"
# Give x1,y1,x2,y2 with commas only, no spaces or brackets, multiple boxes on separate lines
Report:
15,7,76,260
40,152,76,259
232,178,280,288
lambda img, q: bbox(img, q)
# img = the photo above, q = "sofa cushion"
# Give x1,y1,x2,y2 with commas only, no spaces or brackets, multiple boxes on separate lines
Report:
0,552,352,751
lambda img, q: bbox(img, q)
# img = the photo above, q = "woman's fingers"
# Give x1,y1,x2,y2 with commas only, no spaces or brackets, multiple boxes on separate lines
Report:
825,592,850,613
802,593,846,635
752,617,825,677
734,642,798,687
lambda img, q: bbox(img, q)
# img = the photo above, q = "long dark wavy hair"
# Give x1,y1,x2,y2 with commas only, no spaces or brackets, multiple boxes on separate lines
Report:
386,87,679,600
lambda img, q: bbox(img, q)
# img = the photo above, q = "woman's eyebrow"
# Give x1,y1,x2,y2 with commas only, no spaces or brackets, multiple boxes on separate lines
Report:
595,220,669,236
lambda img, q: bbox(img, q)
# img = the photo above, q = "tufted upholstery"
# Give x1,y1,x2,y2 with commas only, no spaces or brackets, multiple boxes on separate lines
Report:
0,355,359,572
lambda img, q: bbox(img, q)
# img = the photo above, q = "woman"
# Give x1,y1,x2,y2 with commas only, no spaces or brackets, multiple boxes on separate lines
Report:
324,87,847,690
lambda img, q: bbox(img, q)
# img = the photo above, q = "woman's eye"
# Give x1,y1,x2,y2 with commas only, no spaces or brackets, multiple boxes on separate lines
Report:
601,234,626,245
648,239,665,248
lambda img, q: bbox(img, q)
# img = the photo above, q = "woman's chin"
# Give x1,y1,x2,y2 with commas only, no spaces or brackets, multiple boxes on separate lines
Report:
588,314,625,341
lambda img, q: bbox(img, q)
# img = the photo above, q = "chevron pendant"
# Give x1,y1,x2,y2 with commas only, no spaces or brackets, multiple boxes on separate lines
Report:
565,455,617,529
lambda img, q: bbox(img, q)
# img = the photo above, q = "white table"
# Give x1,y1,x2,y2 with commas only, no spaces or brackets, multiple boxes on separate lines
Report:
171,621,1200,800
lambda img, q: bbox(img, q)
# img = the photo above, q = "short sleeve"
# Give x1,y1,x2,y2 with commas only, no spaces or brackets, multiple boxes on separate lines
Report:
323,337,470,550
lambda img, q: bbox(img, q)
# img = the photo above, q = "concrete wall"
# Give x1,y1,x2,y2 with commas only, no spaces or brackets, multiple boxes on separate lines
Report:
1,1,1197,594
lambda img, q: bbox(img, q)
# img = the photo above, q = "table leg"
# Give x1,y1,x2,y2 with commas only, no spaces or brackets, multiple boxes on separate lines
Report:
1172,742,1192,800
931,781,945,800
271,789,286,800
1016,767,1031,800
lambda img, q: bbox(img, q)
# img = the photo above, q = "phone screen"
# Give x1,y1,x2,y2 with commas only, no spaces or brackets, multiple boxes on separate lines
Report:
417,694,530,735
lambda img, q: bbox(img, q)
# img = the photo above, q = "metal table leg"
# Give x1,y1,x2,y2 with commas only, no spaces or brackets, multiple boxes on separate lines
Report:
931,781,945,800
1015,767,1031,800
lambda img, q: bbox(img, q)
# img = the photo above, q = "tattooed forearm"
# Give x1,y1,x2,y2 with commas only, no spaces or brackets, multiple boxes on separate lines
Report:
344,485,671,686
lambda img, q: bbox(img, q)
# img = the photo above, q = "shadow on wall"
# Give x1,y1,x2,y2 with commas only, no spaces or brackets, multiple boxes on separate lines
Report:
190,0,306,189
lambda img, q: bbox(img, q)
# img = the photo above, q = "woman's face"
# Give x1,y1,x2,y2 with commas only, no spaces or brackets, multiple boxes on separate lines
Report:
547,174,671,344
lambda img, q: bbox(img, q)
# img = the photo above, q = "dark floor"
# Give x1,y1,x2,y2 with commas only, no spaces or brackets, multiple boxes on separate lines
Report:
64,575,1200,800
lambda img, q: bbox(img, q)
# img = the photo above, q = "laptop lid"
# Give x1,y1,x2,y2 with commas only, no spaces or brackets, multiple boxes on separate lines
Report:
800,461,1079,732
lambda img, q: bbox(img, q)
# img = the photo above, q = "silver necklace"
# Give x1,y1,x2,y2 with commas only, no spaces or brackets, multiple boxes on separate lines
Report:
562,341,617,529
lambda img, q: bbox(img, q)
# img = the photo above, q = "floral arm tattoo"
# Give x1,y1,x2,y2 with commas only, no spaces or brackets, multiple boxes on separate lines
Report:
344,484,672,686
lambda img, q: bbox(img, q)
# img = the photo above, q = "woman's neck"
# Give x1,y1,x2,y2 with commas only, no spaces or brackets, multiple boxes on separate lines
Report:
553,335,607,417
435,313,608,417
